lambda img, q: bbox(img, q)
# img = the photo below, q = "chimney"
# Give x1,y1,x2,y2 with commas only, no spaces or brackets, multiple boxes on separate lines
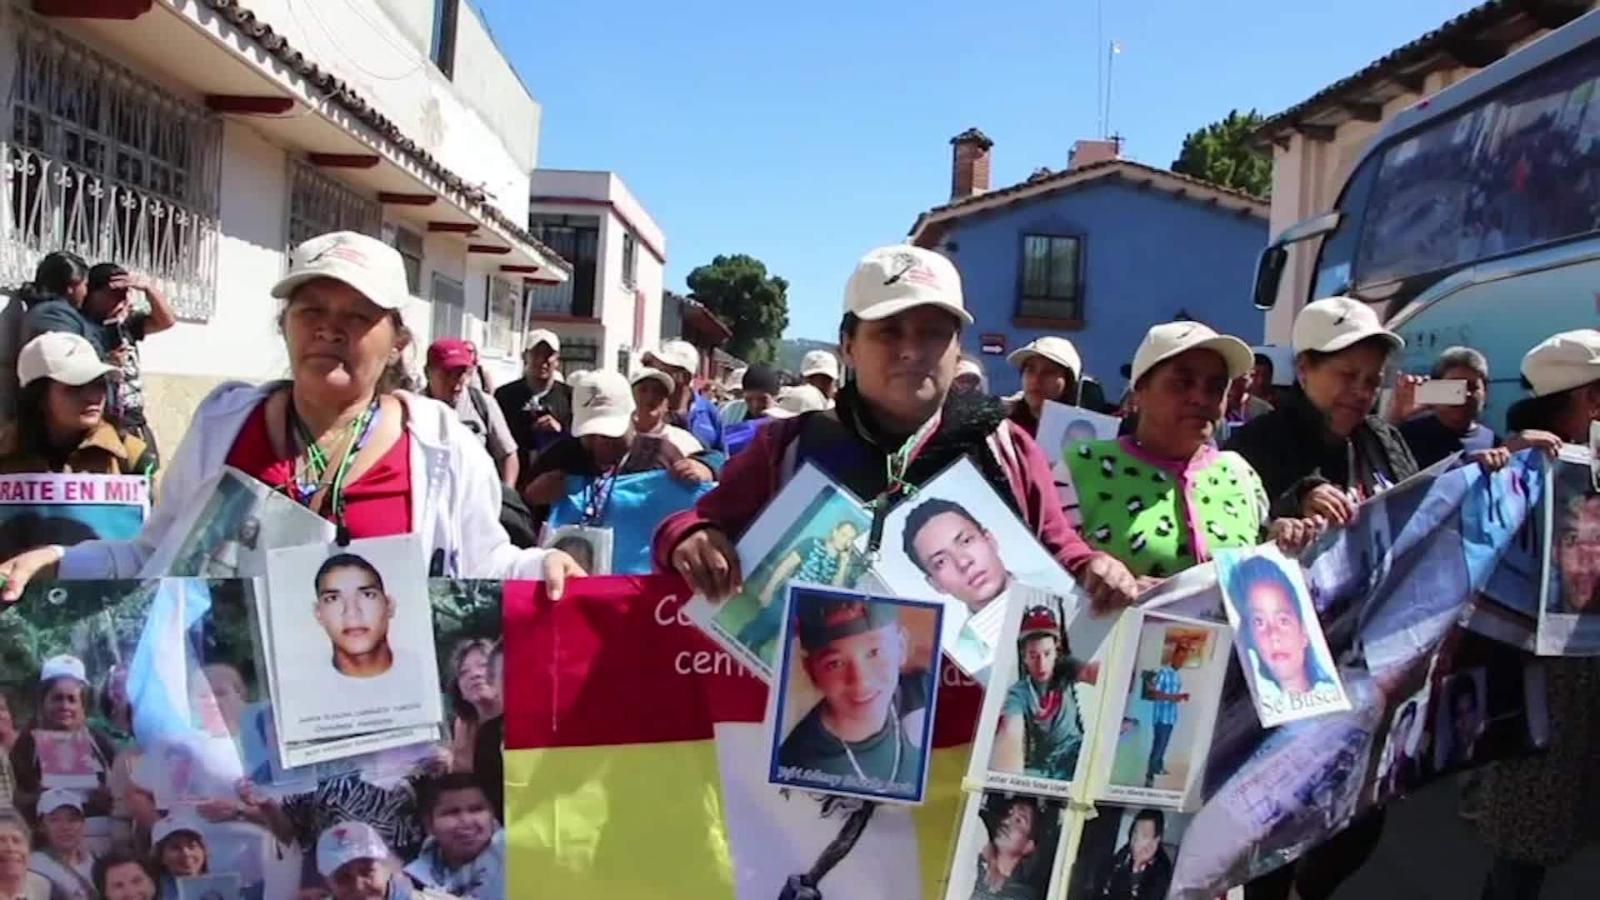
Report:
949,128,994,201
1068,137,1122,170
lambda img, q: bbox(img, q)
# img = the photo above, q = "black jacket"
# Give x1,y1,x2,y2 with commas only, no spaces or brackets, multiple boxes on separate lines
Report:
1225,388,1419,519
494,378,573,459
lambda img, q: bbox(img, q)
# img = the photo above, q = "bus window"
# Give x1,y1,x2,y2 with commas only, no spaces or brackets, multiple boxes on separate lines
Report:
1312,157,1379,299
1352,39,1600,289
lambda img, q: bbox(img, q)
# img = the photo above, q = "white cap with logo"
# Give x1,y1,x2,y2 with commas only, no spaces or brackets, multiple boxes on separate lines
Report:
1522,329,1600,397
1291,296,1403,355
152,813,206,846
766,385,830,419
1007,336,1082,378
844,245,971,324
317,820,391,877
1130,321,1255,386
38,789,84,816
272,231,411,312
17,333,116,389
526,329,561,353
571,370,636,439
39,654,87,685
644,339,700,377
800,349,840,381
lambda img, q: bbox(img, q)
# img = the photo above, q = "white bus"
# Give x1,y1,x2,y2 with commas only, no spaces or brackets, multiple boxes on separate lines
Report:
1254,9,1600,430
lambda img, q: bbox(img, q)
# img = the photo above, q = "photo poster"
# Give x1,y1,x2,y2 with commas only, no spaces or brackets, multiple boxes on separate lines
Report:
0,472,148,560
1215,545,1351,728
161,466,333,579
1094,610,1230,811
1538,447,1600,655
1367,681,1431,806
1061,803,1193,900
766,584,942,805
34,728,100,789
262,534,443,753
542,524,614,577
872,456,1089,682
1036,401,1121,462
685,463,873,681
1422,630,1550,782
964,585,1119,800
943,789,1068,900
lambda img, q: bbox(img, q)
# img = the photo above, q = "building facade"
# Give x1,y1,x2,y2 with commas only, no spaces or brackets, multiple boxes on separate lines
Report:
0,0,568,451
1252,0,1596,343
910,133,1269,399
660,290,733,381
526,170,665,377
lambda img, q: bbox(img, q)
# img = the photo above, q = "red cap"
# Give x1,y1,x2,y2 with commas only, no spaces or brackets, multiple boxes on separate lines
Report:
428,338,476,370
1018,605,1061,642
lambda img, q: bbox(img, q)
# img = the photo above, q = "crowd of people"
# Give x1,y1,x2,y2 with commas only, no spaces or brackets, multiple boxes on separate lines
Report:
0,230,1592,899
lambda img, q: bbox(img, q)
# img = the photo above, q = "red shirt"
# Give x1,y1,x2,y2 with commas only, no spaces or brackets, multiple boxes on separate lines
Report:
225,402,413,539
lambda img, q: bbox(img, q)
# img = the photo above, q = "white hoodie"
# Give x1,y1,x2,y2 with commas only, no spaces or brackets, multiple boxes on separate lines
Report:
60,382,547,580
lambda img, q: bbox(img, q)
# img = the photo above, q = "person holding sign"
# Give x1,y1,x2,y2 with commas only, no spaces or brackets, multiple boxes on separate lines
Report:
658,245,1139,613
0,332,153,476
1475,330,1600,900
10,656,115,824
0,231,582,599
1006,337,1083,438
1064,322,1324,582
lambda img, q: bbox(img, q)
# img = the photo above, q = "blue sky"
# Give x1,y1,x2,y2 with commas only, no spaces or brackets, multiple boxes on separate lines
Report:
474,0,1478,342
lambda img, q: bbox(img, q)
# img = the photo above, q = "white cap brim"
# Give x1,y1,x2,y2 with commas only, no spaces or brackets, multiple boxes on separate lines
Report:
1311,326,1404,355
630,370,676,393
37,358,115,389
1132,335,1257,385
1006,348,1080,375
270,269,405,312
854,296,973,325
573,414,632,439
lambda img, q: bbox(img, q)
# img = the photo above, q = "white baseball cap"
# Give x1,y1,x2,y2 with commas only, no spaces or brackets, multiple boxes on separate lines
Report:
844,245,971,324
1522,329,1600,397
956,359,984,379
38,789,84,816
526,329,561,353
571,370,635,439
629,367,676,394
152,813,206,846
1129,322,1255,386
644,339,699,376
766,384,829,419
40,654,87,685
317,821,391,877
800,349,840,381
17,333,116,389
1007,337,1082,378
272,231,410,311
1291,296,1403,355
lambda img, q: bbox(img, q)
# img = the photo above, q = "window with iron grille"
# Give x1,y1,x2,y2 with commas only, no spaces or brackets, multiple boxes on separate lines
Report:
430,272,465,342
288,160,381,250
1018,234,1083,321
528,213,599,318
388,224,424,295
1,4,222,319
485,275,519,357
560,337,599,376
622,232,638,289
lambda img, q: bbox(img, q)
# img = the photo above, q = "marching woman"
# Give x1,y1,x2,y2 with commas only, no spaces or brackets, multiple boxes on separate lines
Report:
655,245,1139,613
1225,296,1416,900
1475,330,1596,900
1005,336,1083,438
0,232,581,599
1062,321,1323,582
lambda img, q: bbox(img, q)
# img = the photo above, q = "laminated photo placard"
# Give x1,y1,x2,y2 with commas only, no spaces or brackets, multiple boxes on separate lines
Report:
1092,610,1230,810
943,789,1068,900
765,584,942,805
872,457,1089,682
1216,544,1351,727
0,472,148,560
1537,446,1600,655
964,585,1119,799
1061,803,1193,900
685,464,873,681
543,524,615,577
263,535,443,751
160,466,334,579
1036,400,1122,461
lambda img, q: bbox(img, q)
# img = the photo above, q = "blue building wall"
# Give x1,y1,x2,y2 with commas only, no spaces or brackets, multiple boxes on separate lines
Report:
938,178,1268,400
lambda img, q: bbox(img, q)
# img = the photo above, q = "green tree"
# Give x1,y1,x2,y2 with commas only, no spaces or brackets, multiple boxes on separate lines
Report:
1171,109,1272,198
686,254,790,363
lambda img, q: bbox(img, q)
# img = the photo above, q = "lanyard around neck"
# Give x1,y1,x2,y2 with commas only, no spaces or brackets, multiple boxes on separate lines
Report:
582,450,632,525
286,395,381,543
866,412,942,557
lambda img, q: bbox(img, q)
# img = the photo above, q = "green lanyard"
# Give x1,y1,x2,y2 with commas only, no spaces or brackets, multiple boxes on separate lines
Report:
287,397,380,544
866,411,942,557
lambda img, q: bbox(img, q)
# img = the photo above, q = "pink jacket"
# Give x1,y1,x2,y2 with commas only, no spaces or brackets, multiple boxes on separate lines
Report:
651,413,1101,576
